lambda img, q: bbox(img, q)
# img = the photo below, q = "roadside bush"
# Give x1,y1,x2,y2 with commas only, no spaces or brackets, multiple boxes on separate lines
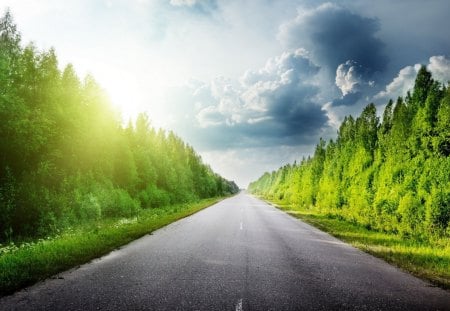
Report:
77,192,102,221
398,191,424,237
101,188,140,218
138,184,171,208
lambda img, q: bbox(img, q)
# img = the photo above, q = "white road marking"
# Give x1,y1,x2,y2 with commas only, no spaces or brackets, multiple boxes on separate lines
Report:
240,222,243,230
235,298,243,311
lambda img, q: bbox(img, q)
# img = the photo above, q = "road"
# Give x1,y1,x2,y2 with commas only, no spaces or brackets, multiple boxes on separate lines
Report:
1,192,449,310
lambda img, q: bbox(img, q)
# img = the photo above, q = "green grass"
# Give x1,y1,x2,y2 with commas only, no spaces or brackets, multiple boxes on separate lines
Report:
268,200,450,290
0,197,225,296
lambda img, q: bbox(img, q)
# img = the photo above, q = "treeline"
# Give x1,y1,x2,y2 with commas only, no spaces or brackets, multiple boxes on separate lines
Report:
249,66,450,239
0,11,238,241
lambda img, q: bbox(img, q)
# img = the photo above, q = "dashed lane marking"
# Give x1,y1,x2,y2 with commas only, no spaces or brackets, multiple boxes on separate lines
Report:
235,298,243,311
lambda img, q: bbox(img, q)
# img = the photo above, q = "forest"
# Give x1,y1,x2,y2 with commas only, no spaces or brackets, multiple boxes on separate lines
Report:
0,11,238,242
249,66,450,240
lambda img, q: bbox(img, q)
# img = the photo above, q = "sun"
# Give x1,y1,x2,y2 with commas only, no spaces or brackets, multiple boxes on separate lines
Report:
98,72,144,123
94,55,184,127
108,85,142,122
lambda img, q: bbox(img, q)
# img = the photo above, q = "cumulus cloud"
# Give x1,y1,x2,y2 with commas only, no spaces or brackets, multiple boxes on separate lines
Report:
278,3,387,77
428,55,450,83
240,49,322,123
330,92,363,107
375,55,450,102
196,77,244,127
335,60,365,95
165,49,329,150
196,105,224,127
374,64,420,101
330,60,376,107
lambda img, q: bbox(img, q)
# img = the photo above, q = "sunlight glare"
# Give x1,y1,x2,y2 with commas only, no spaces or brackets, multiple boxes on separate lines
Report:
104,76,143,123
97,57,184,126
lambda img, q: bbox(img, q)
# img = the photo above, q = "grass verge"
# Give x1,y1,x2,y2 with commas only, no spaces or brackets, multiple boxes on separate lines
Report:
266,199,450,290
0,197,225,296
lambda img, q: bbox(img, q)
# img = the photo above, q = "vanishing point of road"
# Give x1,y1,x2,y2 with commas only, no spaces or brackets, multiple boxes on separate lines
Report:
1,192,449,310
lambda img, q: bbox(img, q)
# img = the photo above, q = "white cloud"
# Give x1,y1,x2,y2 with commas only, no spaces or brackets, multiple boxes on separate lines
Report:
163,48,328,155
194,77,244,127
335,60,363,96
375,64,420,101
196,106,224,127
375,55,450,102
428,55,450,83
193,49,325,133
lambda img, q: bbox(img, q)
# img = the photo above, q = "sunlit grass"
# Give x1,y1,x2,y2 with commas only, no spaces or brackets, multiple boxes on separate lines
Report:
0,197,224,296
268,199,450,289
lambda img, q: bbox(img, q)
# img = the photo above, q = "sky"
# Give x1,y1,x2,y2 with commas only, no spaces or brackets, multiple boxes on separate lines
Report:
2,0,450,187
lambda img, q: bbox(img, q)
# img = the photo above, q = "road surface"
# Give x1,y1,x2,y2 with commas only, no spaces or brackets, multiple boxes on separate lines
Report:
1,192,449,310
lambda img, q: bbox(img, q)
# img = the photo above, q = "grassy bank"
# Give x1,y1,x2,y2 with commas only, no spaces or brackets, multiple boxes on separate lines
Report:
266,199,450,290
0,197,225,296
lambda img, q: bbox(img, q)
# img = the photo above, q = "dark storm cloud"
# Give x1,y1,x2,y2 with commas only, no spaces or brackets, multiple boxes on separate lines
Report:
176,114,327,151
252,80,326,140
343,0,450,75
331,92,362,107
164,49,329,150
160,1,450,153
279,3,388,77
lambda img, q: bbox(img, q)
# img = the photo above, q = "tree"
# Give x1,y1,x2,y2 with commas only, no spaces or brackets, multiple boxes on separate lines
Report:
0,9,21,90
412,65,433,107
0,11,239,241
249,66,449,239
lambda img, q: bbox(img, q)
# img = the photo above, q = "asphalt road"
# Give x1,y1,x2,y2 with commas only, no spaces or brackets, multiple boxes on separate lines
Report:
1,192,449,310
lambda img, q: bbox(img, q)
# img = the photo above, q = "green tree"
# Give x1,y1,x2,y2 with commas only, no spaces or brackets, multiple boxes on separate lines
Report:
249,66,449,239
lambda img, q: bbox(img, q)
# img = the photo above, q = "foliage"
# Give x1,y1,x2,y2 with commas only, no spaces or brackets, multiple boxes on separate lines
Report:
0,11,239,242
249,65,450,240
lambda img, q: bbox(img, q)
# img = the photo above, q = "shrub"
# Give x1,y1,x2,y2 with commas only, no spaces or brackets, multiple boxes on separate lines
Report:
100,188,140,218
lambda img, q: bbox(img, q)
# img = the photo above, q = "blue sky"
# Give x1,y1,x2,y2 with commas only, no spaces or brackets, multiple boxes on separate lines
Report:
2,0,450,187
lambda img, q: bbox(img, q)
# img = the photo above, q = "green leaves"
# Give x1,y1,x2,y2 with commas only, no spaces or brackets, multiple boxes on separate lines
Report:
249,66,450,240
0,11,238,242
